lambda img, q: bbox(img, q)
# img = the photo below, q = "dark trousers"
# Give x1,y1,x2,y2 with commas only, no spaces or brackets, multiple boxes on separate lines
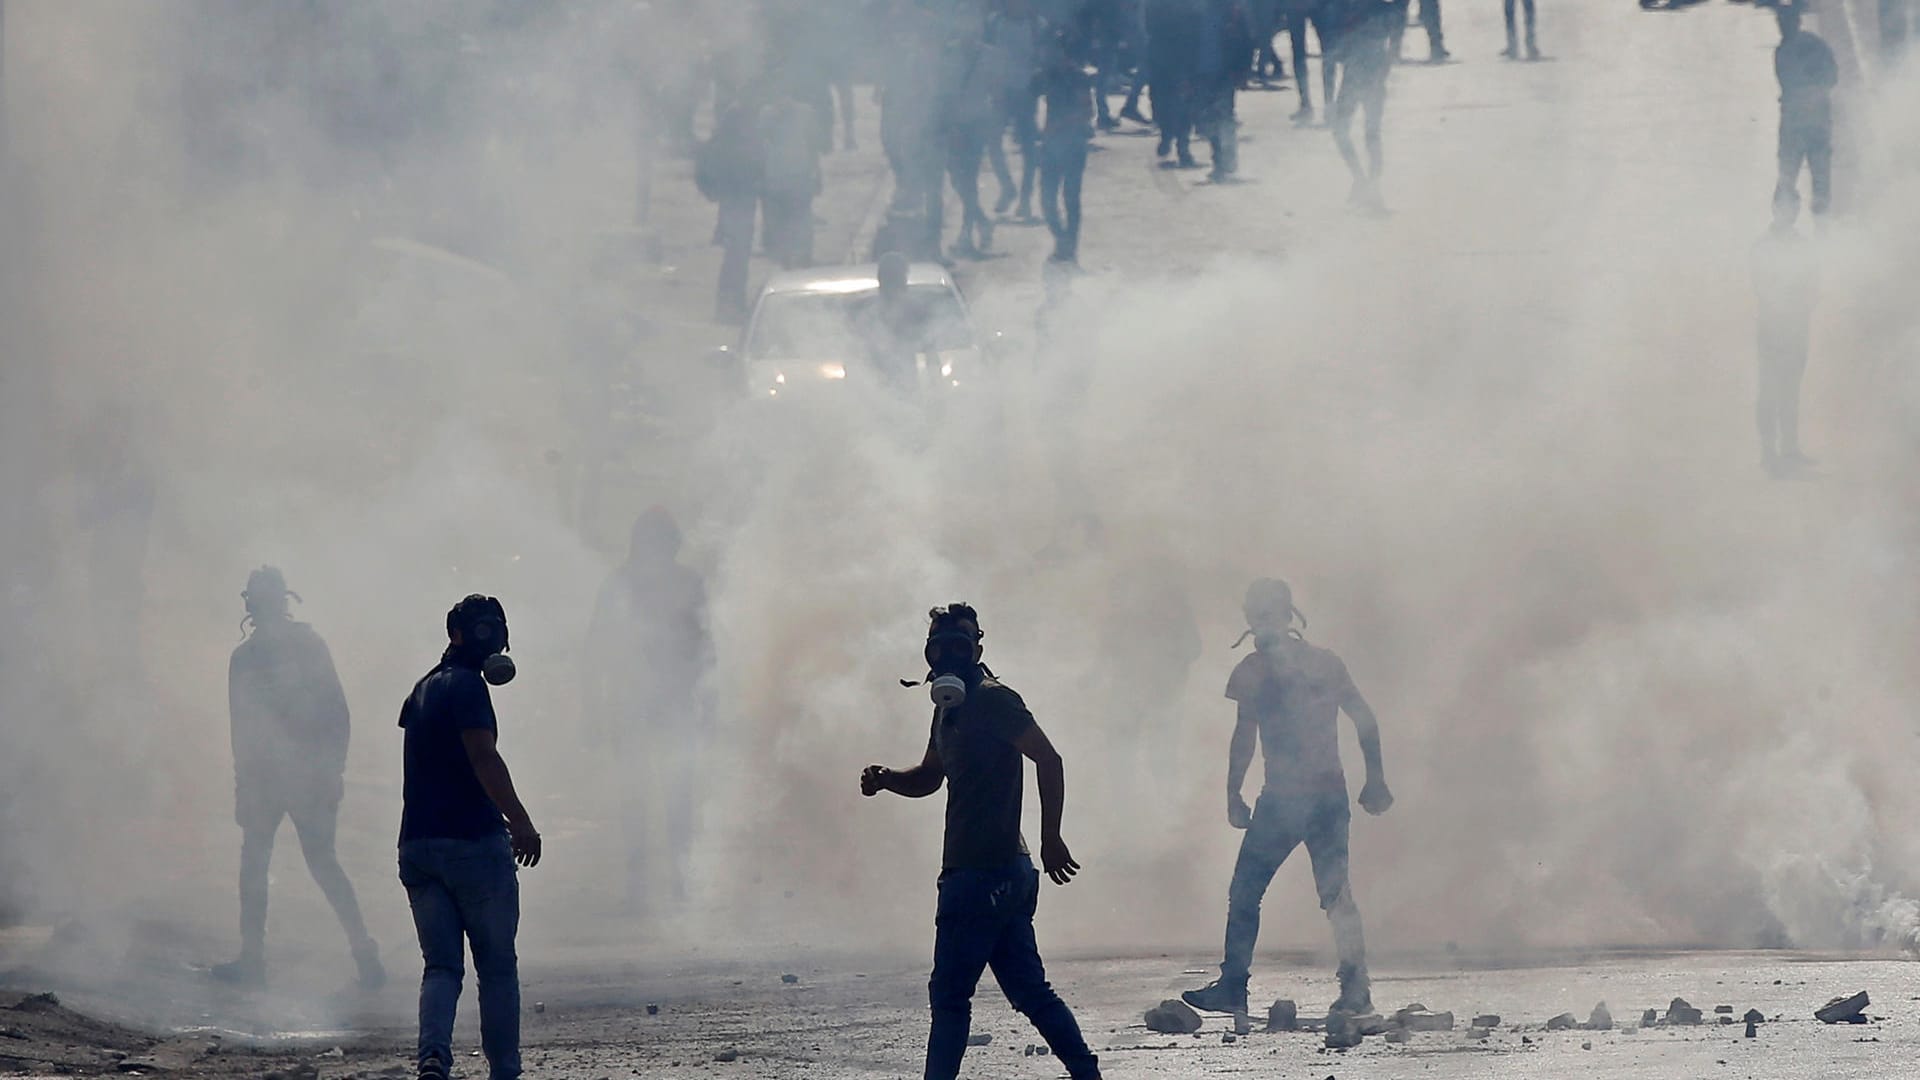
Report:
1221,792,1365,986
1152,78,1194,157
1776,122,1832,217
714,196,757,323
947,124,992,251
762,191,815,269
1009,92,1041,213
1200,81,1239,177
1287,12,1337,110
236,787,372,962
1390,0,1445,58
401,835,522,1080
1040,138,1087,262
1757,327,1810,464
1331,52,1388,183
926,857,1099,1080
1503,0,1537,53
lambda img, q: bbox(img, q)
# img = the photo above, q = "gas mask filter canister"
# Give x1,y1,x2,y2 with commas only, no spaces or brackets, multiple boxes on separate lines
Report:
928,673,968,709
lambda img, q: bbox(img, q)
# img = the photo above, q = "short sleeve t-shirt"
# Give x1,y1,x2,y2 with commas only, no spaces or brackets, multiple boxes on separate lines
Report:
1225,641,1355,798
398,664,504,843
932,679,1036,870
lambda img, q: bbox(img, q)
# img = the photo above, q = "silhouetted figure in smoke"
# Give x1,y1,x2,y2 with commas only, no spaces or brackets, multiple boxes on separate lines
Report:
215,567,382,990
859,251,929,390
1147,0,1201,167
879,3,947,261
989,0,1044,221
584,508,713,908
697,90,767,324
1184,580,1392,1021
399,595,543,1080
1197,0,1254,181
945,25,1009,258
1772,5,1837,220
1038,35,1095,264
861,604,1103,1080
1388,0,1449,62
1281,0,1338,124
1752,200,1819,476
761,91,825,269
1501,0,1540,60
1328,0,1397,214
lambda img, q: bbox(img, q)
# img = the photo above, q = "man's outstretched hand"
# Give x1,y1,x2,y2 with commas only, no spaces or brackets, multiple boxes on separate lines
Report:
1228,792,1253,830
508,820,542,868
1039,834,1081,886
1358,777,1394,816
860,765,892,797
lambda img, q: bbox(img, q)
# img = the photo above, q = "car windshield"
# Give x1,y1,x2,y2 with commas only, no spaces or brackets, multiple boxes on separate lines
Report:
746,284,974,362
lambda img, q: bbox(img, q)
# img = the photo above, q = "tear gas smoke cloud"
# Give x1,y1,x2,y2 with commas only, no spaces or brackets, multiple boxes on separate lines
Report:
1,0,1918,1030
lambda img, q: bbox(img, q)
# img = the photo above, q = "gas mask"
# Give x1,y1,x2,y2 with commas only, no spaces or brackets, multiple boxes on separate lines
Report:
922,627,979,709
449,595,516,686
469,614,517,686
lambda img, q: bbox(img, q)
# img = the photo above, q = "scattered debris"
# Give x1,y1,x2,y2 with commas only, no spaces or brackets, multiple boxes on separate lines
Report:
1719,1015,1734,1025
1744,1009,1764,1025
1266,999,1298,1033
714,1047,739,1063
1815,992,1869,1025
781,974,800,985
1385,1028,1412,1044
1546,1013,1578,1031
320,1047,345,1059
646,1004,660,1016
1521,1035,1532,1045
8,993,60,1013
1025,1045,1036,1057
1713,1005,1733,1015
1586,1002,1613,1031
1145,1001,1203,1035
1324,1014,1362,1050
1640,1009,1658,1027
966,1033,993,1047
1353,1015,1391,1036
1581,1041,1593,1051
262,1066,319,1080
1394,1008,1454,1032
1035,1044,1049,1057
1745,1018,1759,1038
1222,1033,1237,1044
1232,1011,1252,1037
533,1002,546,1014
1472,1015,1501,1029
1666,998,1704,1026
1464,1027,1489,1041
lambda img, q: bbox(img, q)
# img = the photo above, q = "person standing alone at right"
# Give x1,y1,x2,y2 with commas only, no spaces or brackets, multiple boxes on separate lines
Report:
1183,579,1393,1023
1773,3,1837,220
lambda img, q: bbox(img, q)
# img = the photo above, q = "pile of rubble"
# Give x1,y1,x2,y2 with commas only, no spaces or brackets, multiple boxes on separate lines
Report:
1135,985,1881,1051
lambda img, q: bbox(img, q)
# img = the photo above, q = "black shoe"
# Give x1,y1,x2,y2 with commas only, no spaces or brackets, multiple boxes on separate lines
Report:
1156,135,1173,157
1291,106,1314,126
1331,967,1372,1017
994,189,1017,215
1120,105,1150,125
353,940,386,991
1177,152,1199,169
417,1061,451,1080
211,956,265,987
1430,47,1452,63
1182,979,1249,1015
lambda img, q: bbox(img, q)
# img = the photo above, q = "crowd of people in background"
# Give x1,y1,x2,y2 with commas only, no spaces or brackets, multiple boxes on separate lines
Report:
673,0,1573,323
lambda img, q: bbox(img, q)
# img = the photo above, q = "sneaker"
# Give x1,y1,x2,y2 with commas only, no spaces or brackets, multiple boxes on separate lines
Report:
1290,106,1314,126
417,1061,451,1080
211,956,265,987
1181,979,1249,1015
1430,47,1452,63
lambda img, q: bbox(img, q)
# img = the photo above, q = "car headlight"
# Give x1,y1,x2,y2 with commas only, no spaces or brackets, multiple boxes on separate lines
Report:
820,363,847,380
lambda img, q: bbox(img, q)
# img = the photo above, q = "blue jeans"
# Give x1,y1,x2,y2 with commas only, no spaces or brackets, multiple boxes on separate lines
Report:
925,856,1099,1080
399,835,521,1080
1221,791,1364,986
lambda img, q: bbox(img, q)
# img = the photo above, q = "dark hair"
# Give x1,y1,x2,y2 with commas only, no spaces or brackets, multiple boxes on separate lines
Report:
447,594,508,640
928,603,983,639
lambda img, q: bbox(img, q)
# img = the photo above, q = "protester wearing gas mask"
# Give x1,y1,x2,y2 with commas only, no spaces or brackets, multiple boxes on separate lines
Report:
397,595,541,1080
861,604,1103,1080
1184,579,1392,1023
215,566,382,991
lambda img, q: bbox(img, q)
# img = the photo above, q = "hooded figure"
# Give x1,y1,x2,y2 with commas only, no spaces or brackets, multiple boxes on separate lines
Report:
216,566,382,990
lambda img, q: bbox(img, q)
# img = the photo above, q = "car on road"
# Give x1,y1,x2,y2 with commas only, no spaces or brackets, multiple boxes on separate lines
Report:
722,262,990,401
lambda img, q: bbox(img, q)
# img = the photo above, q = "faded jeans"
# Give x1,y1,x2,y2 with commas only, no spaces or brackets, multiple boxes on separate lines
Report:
925,856,1099,1080
400,835,521,1080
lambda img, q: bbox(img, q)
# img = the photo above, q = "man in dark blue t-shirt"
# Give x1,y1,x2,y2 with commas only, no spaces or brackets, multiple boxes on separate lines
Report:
862,604,1101,1080
398,595,542,1080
